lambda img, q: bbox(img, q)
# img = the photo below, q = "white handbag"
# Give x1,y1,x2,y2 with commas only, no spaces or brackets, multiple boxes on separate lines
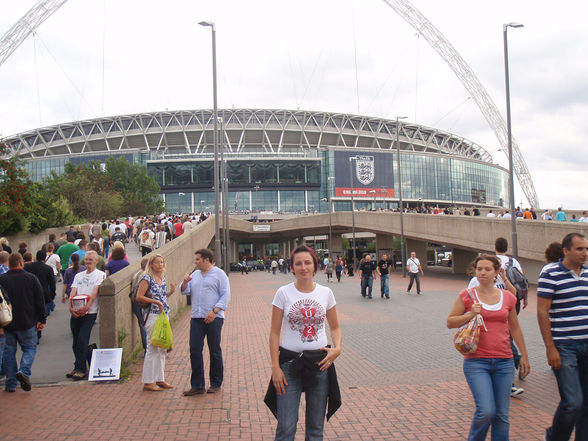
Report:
0,286,13,327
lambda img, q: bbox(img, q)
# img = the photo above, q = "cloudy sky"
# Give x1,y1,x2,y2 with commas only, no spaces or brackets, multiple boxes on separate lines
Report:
1,0,586,210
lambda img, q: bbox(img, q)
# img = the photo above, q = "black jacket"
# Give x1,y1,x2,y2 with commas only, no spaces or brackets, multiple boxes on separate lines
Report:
0,269,46,331
24,261,56,303
264,347,341,421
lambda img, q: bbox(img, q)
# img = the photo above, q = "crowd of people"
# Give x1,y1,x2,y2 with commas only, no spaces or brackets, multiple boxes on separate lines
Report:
1,214,587,441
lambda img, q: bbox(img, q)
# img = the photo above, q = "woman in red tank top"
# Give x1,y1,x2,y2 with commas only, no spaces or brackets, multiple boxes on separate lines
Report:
447,254,530,441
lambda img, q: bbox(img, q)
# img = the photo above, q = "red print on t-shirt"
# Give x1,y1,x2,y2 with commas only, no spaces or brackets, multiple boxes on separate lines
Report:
288,299,326,343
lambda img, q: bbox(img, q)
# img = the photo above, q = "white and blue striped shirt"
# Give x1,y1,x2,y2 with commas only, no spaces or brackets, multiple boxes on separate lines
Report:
537,261,588,343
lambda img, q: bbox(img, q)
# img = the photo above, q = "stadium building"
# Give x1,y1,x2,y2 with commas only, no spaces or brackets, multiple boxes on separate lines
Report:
4,108,509,213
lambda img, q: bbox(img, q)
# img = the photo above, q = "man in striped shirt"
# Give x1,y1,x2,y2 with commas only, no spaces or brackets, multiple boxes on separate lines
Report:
537,232,588,441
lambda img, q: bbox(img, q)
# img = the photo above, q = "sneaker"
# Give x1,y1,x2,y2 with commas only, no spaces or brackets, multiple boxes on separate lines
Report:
16,372,31,391
71,371,86,381
510,386,524,396
65,370,76,378
207,386,221,394
183,387,206,396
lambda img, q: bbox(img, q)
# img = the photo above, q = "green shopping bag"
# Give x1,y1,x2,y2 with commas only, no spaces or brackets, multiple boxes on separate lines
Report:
151,312,173,349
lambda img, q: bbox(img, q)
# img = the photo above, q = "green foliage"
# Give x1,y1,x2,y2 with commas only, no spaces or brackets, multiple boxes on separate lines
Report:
342,236,350,250
105,157,164,215
0,142,32,235
47,161,124,220
26,183,78,233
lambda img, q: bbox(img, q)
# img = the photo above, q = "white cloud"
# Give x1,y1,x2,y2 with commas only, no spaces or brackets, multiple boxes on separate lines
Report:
0,0,586,209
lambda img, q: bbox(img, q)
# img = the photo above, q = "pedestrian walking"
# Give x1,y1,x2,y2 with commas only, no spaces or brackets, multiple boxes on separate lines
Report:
377,253,392,299
537,232,588,441
359,254,377,299
447,254,530,441
67,251,105,381
0,253,46,392
406,251,424,294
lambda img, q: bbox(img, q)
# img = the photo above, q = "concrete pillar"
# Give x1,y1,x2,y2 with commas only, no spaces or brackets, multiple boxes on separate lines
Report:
452,248,479,275
330,234,343,257
376,234,395,259
406,239,429,270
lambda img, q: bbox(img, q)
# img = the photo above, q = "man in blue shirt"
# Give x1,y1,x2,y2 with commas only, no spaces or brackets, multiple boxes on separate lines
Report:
537,232,588,441
181,248,230,396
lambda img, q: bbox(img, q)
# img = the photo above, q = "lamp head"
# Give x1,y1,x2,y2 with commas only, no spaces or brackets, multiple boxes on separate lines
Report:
504,22,524,30
199,21,214,27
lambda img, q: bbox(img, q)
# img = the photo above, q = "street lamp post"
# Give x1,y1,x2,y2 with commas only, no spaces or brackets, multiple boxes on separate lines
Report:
327,176,335,254
199,20,221,266
396,116,407,277
504,22,523,261
200,200,205,212
369,190,377,211
348,156,359,271
178,192,185,213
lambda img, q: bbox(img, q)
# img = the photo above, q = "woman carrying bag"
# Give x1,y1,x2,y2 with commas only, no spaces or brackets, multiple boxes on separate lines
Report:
136,253,176,392
268,245,342,441
446,254,530,441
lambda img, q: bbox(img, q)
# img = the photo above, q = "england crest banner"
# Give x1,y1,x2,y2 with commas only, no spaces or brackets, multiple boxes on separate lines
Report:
355,155,375,185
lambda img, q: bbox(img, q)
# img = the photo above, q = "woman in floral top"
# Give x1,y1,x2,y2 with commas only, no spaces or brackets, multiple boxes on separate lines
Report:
135,253,176,391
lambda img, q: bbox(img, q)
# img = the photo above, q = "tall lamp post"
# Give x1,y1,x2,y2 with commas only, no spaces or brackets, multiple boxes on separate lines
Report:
369,190,377,211
199,20,221,267
348,156,360,271
327,176,335,254
396,116,407,277
504,22,523,261
178,192,185,213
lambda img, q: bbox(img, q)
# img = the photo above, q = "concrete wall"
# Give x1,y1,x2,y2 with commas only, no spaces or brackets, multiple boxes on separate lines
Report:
98,218,215,361
7,224,90,255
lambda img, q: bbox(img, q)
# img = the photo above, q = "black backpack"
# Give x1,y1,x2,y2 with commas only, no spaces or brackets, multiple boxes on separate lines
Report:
505,257,529,301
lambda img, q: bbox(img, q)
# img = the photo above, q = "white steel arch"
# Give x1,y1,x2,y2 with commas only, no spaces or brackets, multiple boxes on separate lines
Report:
0,0,68,68
0,0,538,207
382,0,539,208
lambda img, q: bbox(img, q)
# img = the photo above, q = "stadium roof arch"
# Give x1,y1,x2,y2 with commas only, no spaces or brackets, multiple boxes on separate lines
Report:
3,108,494,163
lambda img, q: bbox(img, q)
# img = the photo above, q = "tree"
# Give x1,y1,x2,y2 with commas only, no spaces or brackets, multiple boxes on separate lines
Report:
105,157,164,215
47,162,124,220
26,182,77,233
0,142,31,235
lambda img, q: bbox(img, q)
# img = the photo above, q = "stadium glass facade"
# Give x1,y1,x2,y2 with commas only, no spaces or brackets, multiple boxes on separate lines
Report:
6,109,509,213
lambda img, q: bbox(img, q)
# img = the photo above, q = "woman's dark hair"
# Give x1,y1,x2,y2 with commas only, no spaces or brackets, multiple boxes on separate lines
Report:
111,246,126,261
18,242,27,249
70,253,80,273
544,242,563,263
289,245,318,275
470,254,501,274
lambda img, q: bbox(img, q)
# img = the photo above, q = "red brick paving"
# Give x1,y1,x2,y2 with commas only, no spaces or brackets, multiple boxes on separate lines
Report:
1,268,559,440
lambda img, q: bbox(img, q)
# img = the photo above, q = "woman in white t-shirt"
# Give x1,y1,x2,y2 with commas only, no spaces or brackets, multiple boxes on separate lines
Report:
269,245,342,441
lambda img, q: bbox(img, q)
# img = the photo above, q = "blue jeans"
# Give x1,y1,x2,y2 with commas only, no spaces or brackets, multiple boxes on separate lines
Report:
70,313,97,372
546,341,588,441
380,273,389,297
361,275,373,297
463,358,514,441
189,317,224,389
275,359,329,441
0,333,5,376
407,272,421,293
102,237,110,258
132,303,147,352
4,326,38,390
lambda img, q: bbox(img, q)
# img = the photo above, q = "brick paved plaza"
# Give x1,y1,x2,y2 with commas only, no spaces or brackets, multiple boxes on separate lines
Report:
1,267,559,440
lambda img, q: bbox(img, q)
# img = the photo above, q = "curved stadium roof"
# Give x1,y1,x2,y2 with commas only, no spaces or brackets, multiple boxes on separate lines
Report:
3,108,493,162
